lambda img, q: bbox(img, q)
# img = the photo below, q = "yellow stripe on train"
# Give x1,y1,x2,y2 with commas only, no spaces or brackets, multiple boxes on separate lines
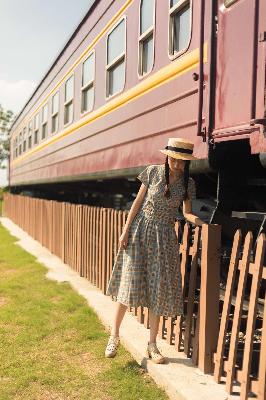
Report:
11,43,207,167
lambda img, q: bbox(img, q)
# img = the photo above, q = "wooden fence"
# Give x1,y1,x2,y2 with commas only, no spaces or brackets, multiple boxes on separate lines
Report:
214,230,266,399
2,193,265,399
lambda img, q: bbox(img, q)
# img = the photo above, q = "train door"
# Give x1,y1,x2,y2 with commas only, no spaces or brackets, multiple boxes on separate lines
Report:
208,0,266,241
212,0,262,136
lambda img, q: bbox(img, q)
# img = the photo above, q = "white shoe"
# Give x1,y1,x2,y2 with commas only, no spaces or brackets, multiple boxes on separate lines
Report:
146,341,166,364
105,335,120,358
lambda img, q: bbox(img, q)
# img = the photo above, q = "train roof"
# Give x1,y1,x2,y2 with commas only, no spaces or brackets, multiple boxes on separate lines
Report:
11,0,99,130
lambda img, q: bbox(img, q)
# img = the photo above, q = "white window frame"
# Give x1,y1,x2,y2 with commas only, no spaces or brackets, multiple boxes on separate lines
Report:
138,0,156,78
14,137,17,159
64,75,74,126
34,113,39,145
41,104,48,140
22,127,27,152
51,92,59,134
81,51,95,115
18,132,22,155
168,0,192,60
28,121,33,150
106,17,127,99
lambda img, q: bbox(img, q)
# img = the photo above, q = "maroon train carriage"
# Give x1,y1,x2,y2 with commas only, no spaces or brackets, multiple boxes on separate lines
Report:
8,0,266,247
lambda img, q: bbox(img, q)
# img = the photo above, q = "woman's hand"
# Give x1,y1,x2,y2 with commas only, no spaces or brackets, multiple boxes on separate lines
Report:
182,199,205,226
119,230,129,250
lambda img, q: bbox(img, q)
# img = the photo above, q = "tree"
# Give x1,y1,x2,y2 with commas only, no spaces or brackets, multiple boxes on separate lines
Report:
0,104,15,169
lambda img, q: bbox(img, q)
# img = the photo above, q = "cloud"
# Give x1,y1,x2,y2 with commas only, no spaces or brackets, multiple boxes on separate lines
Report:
0,79,36,115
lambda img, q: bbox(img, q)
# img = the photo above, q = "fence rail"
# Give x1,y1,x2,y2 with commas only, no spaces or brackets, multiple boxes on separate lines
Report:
3,193,265,400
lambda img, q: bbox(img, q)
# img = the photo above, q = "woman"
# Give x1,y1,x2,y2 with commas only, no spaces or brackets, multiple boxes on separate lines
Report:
105,137,204,363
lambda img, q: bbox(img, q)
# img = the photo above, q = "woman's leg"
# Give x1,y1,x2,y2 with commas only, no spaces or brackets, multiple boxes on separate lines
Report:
149,309,160,343
111,302,128,336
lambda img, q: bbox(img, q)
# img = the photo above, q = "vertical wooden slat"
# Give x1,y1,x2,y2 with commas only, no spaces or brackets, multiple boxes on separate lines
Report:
73,205,77,271
191,307,200,365
143,307,149,329
214,230,242,383
106,209,111,285
110,209,114,279
240,234,265,400
95,206,98,283
70,204,73,269
92,207,97,285
88,206,91,282
98,208,101,288
198,224,221,374
78,205,83,276
226,232,253,393
175,223,190,351
137,306,144,324
66,203,70,266
158,316,165,338
101,209,107,293
258,289,266,400
183,226,201,355
88,207,92,282
61,202,66,262
83,206,88,279
165,317,174,344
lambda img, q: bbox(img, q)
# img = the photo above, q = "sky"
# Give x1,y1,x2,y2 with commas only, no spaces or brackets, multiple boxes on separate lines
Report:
0,0,94,185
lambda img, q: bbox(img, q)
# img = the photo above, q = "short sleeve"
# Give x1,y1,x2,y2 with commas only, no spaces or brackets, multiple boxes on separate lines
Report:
187,177,196,200
137,165,153,187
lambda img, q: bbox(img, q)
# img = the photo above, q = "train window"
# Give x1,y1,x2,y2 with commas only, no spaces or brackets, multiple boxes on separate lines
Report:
64,75,74,125
51,92,59,133
28,121,32,150
18,132,22,155
106,19,126,98
81,52,95,114
22,127,27,152
169,0,191,57
138,0,155,77
34,113,39,145
41,104,48,140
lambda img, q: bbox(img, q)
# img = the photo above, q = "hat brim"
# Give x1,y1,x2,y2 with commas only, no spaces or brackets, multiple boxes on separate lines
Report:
159,149,198,161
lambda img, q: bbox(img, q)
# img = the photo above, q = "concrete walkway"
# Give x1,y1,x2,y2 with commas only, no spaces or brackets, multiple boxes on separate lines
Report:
0,217,229,400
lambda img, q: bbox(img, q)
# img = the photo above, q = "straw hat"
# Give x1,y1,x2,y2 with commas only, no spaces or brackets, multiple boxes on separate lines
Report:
159,137,198,160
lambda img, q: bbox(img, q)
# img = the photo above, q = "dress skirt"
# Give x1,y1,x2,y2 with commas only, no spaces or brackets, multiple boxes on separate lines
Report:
105,210,184,318
105,163,197,318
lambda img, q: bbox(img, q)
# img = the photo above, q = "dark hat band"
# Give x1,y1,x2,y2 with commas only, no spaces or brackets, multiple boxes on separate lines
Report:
165,145,193,155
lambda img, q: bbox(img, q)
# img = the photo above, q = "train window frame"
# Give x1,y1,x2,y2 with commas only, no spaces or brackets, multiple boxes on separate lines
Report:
224,0,238,7
81,50,95,116
22,127,27,153
138,0,156,79
28,120,33,150
64,75,74,126
51,92,59,134
34,113,39,146
168,0,192,61
105,17,126,100
15,136,18,159
18,131,22,155
41,103,48,141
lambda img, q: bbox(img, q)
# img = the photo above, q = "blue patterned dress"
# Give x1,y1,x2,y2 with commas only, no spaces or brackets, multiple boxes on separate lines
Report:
106,164,196,317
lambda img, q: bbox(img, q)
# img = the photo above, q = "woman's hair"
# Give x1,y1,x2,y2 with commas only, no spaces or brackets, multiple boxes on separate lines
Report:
164,156,190,200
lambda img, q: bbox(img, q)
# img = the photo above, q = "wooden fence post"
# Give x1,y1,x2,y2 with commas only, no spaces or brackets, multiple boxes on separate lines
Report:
198,223,221,373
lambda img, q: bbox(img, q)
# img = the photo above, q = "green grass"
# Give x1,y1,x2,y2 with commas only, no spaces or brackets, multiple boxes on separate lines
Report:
0,223,168,400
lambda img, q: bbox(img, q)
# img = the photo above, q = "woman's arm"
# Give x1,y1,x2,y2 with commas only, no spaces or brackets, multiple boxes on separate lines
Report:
123,183,147,234
182,199,205,226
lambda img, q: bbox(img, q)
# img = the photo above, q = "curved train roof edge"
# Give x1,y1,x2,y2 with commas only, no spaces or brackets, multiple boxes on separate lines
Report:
11,0,99,130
